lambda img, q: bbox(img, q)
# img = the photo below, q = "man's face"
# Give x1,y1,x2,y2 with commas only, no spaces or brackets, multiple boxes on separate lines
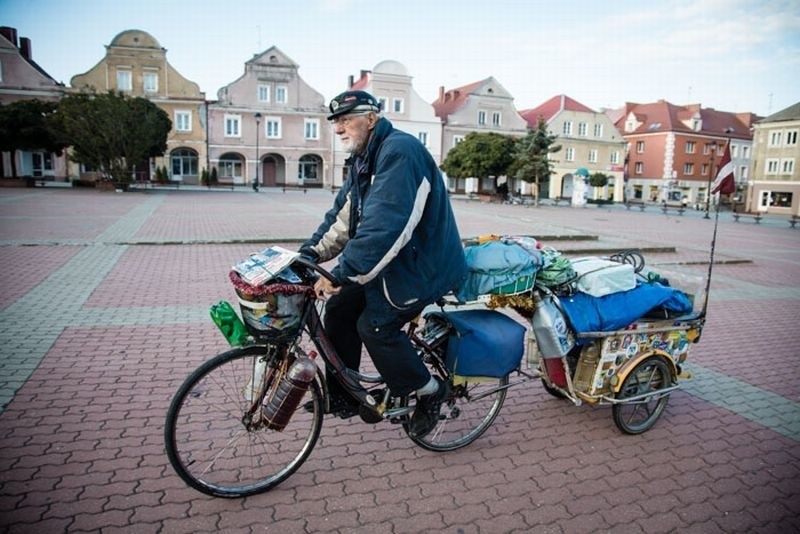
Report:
332,113,374,154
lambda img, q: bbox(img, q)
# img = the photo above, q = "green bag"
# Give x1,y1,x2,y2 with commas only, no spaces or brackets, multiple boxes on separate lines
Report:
537,249,576,288
210,300,250,346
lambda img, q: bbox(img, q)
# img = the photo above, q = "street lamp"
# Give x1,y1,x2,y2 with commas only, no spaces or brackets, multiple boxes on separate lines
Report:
704,141,717,219
253,112,262,192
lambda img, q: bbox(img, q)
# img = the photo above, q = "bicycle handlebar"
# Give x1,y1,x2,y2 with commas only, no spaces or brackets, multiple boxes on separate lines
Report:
293,255,340,287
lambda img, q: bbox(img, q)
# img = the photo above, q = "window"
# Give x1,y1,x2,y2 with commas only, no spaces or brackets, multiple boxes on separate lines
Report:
770,131,782,146
563,121,573,135
787,130,798,146
683,163,694,175
453,135,465,145
0,60,3,82
266,117,281,138
478,110,487,125
116,69,132,91
594,124,603,137
578,122,588,136
685,141,696,154
610,151,620,164
702,163,709,175
143,72,158,93
588,149,598,163
636,141,644,153
771,192,793,207
742,146,749,158
492,112,501,127
298,155,320,182
740,166,748,179
377,96,388,112
175,111,191,132
219,155,243,179
565,147,575,162
171,148,198,178
635,162,643,174
781,159,795,173
304,119,319,140
392,98,404,113
731,144,738,157
275,86,287,103
418,131,428,147
766,159,779,173
258,85,270,102
225,115,241,137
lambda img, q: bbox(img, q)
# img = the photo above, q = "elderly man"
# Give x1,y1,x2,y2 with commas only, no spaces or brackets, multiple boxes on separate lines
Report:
300,90,466,437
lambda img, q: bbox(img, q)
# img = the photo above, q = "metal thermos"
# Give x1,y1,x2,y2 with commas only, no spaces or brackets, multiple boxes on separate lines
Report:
262,356,316,431
531,293,574,358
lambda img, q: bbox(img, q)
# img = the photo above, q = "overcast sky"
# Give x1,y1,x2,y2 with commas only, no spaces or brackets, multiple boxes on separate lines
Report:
3,0,799,117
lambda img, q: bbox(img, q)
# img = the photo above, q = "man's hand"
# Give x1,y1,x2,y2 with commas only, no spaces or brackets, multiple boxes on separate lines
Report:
313,277,340,300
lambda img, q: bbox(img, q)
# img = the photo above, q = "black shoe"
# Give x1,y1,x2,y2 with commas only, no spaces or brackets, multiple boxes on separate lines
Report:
408,378,450,438
304,394,360,419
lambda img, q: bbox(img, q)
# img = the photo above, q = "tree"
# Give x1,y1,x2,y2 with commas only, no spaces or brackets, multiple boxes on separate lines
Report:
508,116,561,206
441,132,516,190
54,91,171,183
589,172,609,188
0,99,66,178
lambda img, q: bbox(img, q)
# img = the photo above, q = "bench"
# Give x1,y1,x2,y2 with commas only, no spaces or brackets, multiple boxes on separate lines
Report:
789,215,799,228
281,184,308,194
625,201,647,211
732,212,763,224
660,204,686,216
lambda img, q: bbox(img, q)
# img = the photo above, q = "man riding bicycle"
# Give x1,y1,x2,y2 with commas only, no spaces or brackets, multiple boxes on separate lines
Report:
300,90,467,437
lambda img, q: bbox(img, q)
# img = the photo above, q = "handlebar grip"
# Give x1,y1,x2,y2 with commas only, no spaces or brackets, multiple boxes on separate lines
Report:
294,255,340,286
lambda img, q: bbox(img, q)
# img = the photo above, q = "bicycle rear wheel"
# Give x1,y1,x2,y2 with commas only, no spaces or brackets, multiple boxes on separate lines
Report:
406,373,508,452
164,345,323,498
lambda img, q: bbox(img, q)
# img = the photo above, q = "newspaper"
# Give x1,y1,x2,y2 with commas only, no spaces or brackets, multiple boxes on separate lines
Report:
232,246,300,286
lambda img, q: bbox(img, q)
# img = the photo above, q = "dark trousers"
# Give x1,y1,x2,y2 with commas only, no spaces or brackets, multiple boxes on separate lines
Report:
323,284,431,398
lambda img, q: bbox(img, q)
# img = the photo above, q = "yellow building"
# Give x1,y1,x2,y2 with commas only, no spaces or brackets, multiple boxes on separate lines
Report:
70,30,207,184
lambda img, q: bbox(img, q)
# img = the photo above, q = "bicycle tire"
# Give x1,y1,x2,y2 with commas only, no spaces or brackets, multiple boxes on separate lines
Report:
164,345,323,498
406,372,508,452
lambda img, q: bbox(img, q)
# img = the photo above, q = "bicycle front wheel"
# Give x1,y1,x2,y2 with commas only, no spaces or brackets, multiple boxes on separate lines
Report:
407,374,508,452
164,345,323,498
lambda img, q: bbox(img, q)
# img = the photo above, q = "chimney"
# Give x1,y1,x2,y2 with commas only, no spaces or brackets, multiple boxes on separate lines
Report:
439,86,445,102
348,75,354,88
19,37,31,60
0,26,18,47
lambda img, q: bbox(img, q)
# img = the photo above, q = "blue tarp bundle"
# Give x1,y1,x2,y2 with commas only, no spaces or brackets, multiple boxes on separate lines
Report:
457,240,543,301
560,282,694,335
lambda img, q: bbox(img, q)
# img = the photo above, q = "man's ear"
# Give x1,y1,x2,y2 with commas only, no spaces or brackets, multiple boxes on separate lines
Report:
367,112,378,130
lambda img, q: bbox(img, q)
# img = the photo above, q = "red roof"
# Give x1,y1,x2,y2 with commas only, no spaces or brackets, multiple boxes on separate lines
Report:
614,100,759,139
431,79,487,119
519,95,594,128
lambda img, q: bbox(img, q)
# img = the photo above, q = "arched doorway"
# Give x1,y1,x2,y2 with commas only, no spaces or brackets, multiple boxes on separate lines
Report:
219,152,244,185
170,148,199,184
298,154,322,187
260,153,285,187
561,173,575,199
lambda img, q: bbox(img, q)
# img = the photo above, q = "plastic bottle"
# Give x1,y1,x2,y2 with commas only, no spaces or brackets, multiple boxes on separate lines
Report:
262,357,317,431
531,293,575,358
210,301,250,346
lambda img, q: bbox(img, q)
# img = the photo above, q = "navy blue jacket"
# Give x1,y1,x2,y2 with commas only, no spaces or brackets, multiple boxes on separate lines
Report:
301,117,467,311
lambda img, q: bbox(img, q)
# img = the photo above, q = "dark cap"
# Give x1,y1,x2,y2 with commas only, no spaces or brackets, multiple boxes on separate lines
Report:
327,90,381,120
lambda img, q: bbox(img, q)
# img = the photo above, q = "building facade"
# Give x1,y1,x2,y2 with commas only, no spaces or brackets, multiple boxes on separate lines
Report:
521,95,627,201
334,60,443,187
612,100,757,208
747,102,800,215
433,77,528,194
69,29,207,184
0,26,68,181
208,46,330,189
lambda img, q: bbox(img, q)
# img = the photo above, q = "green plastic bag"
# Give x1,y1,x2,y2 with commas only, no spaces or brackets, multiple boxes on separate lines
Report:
210,301,250,346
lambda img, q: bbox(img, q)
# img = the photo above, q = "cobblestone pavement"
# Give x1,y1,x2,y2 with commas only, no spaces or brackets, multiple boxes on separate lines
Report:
0,187,798,533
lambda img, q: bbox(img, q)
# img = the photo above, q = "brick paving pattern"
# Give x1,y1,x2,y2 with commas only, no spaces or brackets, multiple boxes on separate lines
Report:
0,187,798,533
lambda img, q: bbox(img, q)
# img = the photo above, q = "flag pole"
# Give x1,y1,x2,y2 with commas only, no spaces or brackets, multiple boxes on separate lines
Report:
700,196,722,318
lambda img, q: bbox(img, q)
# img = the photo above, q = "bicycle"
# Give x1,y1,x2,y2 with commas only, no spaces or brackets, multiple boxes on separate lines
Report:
164,257,509,498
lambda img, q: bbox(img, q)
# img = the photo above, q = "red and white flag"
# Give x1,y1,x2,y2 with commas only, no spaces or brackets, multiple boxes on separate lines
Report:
711,143,736,194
